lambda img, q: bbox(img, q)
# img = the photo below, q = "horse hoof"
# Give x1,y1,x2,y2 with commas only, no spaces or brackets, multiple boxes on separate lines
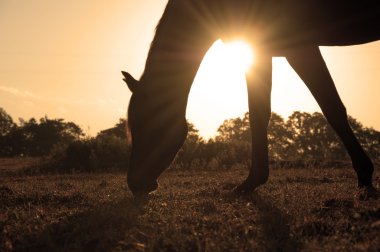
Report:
128,180,158,198
232,178,267,196
132,191,151,205
232,183,256,196
357,185,379,201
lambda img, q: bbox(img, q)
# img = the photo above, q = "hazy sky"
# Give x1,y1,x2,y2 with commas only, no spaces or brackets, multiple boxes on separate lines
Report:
1,0,379,138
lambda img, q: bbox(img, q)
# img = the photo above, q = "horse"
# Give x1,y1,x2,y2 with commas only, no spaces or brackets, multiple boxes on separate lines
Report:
122,0,380,198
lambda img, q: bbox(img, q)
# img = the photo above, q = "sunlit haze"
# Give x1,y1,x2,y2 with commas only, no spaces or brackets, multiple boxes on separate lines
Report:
224,40,255,72
1,1,380,138
188,40,254,138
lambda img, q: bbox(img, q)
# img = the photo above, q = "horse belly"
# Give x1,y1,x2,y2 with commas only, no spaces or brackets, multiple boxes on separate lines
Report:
259,0,380,48
316,1,380,46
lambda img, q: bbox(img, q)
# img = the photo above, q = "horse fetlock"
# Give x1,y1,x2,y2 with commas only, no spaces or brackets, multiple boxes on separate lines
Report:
357,185,379,201
357,169,374,188
233,171,269,195
352,155,374,187
127,174,158,196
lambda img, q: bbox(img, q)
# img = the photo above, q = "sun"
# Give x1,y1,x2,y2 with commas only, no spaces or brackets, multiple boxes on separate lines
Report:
223,40,255,72
186,39,254,138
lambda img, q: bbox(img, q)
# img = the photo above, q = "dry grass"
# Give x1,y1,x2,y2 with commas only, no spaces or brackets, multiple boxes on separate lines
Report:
0,158,42,175
1,160,379,251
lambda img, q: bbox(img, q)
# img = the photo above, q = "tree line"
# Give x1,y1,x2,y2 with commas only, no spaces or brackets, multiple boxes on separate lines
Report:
1,107,379,172
177,111,380,170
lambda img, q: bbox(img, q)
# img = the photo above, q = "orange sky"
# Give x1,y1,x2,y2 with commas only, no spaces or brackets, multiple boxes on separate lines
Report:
1,0,379,138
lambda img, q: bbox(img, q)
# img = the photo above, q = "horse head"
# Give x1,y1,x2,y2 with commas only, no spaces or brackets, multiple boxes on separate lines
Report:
122,71,188,196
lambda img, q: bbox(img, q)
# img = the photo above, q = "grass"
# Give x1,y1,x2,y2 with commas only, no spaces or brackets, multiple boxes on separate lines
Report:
0,159,379,251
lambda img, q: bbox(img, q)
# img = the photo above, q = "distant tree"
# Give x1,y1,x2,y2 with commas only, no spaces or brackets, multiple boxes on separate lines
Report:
97,118,127,139
3,118,37,156
213,113,251,167
286,111,347,160
361,127,380,161
348,117,380,161
51,118,130,172
0,108,17,155
2,116,84,157
186,121,204,144
267,112,293,160
176,121,205,168
0,107,15,137
32,117,84,155
216,112,250,142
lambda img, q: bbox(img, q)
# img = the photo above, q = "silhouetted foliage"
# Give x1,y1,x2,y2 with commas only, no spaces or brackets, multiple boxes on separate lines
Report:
268,113,294,161
216,113,250,143
0,108,17,155
0,109,84,157
175,121,206,169
1,107,379,172
50,119,130,172
97,118,127,139
175,111,379,170
286,112,346,161
0,107,15,137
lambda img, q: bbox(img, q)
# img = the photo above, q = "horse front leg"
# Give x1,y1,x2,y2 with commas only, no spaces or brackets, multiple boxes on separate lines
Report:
285,45,377,199
234,54,272,194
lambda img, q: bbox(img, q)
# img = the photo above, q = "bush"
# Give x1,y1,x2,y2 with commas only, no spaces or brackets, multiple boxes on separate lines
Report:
46,135,130,173
90,134,129,171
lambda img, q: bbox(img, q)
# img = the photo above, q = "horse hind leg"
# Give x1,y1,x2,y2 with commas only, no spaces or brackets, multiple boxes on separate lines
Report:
234,53,272,194
285,46,375,193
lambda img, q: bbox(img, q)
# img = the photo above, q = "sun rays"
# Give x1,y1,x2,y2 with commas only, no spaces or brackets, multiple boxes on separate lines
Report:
187,39,254,138
222,40,255,72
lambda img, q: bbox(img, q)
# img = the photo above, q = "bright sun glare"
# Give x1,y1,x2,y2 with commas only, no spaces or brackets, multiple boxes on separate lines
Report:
187,39,318,139
187,40,254,138
223,40,255,72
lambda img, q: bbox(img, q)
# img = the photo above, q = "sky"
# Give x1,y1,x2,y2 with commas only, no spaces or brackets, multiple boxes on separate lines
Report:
1,0,379,138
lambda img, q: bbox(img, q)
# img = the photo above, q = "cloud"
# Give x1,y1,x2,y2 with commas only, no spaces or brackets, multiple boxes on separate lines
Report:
0,86,43,100
0,85,118,106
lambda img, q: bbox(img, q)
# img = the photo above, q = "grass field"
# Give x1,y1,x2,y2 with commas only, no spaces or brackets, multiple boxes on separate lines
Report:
1,158,379,251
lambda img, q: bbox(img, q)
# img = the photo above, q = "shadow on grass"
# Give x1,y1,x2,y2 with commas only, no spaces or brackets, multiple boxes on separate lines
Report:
250,193,303,251
16,197,147,252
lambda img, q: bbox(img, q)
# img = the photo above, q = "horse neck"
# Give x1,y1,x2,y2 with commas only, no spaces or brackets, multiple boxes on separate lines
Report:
139,1,217,97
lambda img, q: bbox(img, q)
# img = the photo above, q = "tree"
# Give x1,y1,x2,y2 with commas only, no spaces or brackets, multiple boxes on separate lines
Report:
0,107,15,137
1,116,84,157
286,111,349,160
360,127,380,161
25,117,83,156
216,112,250,142
267,112,293,160
98,118,127,139
0,108,17,155
175,121,206,168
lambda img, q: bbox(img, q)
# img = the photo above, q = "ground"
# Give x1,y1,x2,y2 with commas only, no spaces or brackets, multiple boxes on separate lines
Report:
0,158,379,251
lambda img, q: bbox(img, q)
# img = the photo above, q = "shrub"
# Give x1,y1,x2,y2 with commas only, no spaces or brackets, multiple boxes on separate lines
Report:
46,135,130,173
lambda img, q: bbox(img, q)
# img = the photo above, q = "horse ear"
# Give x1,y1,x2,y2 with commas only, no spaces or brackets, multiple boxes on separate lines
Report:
121,71,139,93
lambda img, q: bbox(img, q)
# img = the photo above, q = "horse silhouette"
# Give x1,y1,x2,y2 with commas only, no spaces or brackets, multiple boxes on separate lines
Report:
122,0,379,197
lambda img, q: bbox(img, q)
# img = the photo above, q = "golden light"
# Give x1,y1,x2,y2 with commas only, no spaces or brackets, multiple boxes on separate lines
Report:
187,40,316,139
187,40,253,138
223,40,255,72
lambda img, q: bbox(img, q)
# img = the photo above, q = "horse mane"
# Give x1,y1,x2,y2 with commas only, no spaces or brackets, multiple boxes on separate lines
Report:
141,0,176,80
126,1,176,147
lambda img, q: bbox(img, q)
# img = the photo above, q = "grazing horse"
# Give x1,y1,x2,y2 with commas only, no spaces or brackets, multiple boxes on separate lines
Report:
122,0,380,197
